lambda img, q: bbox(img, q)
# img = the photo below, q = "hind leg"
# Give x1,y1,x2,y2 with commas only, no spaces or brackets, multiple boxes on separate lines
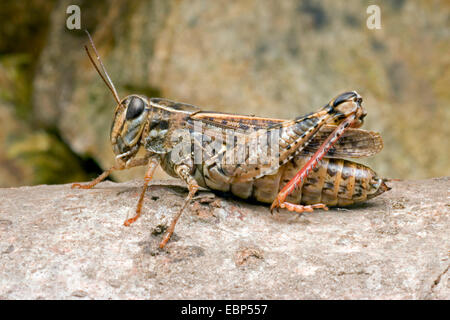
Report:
278,202,328,213
271,114,356,212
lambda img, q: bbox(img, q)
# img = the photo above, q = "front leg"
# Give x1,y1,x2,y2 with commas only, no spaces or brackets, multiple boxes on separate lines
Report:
159,164,199,249
71,157,151,189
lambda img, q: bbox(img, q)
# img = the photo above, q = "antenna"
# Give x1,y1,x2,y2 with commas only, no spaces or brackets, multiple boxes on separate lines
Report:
84,30,121,105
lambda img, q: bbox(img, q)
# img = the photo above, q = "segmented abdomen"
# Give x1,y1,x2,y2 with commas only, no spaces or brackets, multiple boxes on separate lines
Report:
226,156,389,206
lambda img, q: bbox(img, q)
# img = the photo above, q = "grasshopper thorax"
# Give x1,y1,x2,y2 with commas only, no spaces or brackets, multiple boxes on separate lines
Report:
110,94,151,163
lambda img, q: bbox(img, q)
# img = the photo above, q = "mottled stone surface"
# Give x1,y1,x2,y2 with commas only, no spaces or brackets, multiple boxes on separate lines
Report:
0,177,448,299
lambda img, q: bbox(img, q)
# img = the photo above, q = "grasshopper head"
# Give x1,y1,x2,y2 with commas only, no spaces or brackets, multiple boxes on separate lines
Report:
326,91,367,128
82,32,152,164
110,95,150,163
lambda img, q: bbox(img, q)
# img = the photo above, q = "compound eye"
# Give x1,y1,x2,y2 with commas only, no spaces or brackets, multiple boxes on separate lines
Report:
126,96,145,120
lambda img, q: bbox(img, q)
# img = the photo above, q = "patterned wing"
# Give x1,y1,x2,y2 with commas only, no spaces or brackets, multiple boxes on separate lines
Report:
302,125,383,158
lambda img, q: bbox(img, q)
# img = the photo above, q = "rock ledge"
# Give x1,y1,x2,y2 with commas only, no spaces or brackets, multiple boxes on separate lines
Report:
0,178,448,299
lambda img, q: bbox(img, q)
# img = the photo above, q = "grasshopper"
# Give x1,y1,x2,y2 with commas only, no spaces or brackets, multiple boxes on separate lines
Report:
73,33,390,248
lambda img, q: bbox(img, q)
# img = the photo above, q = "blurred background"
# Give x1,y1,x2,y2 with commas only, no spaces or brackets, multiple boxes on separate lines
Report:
0,0,448,188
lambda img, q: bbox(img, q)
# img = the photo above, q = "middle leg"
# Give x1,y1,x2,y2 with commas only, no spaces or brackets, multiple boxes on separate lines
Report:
159,164,199,249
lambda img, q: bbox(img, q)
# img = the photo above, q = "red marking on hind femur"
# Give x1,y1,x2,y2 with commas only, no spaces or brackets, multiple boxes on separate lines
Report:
270,114,356,211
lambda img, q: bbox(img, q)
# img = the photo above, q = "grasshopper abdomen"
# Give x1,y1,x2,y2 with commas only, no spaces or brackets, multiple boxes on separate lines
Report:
228,156,389,207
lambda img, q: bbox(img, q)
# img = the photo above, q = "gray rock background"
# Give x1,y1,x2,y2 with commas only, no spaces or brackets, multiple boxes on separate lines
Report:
0,0,449,186
0,178,448,299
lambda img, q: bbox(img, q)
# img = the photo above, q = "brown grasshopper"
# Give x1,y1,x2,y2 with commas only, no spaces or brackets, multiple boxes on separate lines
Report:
73,33,390,248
